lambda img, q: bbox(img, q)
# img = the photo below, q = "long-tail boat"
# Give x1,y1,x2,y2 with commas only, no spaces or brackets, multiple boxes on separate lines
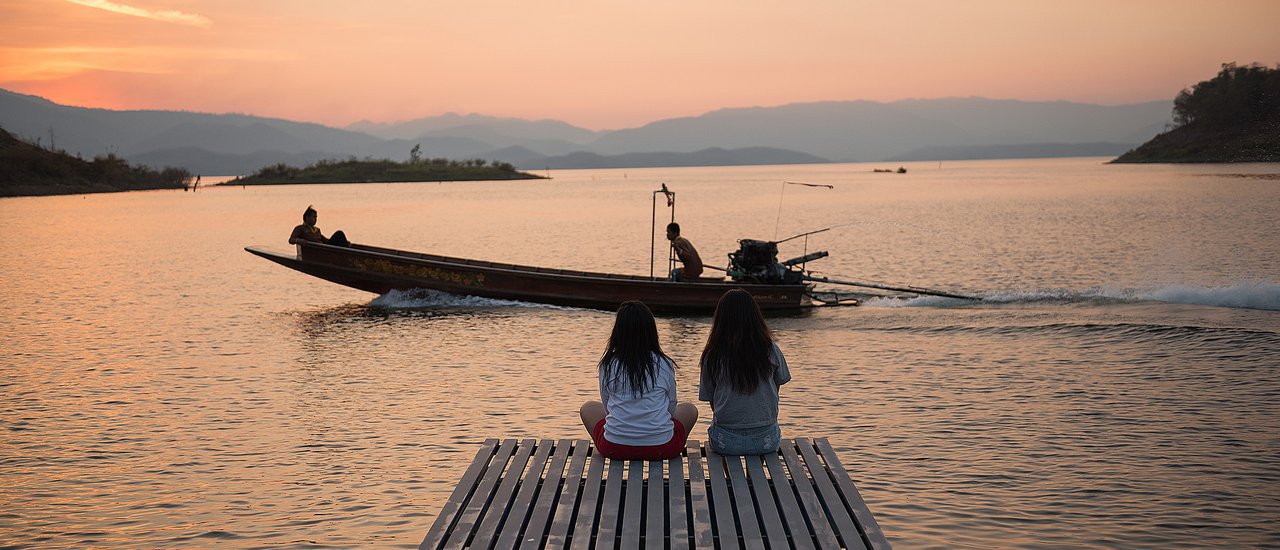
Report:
246,186,977,312
244,241,823,312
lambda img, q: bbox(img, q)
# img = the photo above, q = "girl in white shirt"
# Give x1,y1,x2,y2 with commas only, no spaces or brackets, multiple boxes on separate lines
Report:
580,301,700,460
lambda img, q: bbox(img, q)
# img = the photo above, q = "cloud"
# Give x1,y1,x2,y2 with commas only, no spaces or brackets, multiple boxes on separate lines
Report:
0,46,295,83
65,0,212,28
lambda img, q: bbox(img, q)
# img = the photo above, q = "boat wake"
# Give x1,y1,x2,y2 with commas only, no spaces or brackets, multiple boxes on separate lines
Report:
860,281,1280,311
369,288,580,311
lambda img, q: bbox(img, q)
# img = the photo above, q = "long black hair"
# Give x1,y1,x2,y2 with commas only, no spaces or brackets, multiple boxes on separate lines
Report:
700,289,775,394
599,301,673,395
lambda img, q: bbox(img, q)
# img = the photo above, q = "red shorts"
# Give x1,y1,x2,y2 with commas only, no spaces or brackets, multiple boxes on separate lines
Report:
592,417,687,460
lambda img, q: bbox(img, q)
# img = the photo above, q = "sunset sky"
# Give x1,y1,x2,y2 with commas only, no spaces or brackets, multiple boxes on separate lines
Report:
1,0,1277,130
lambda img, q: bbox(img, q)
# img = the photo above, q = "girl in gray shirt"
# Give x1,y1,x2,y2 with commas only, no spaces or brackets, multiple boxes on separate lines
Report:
698,289,791,455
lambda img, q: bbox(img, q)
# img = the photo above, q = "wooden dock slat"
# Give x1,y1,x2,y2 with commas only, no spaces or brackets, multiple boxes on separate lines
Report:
780,441,842,549
436,439,518,550
764,452,816,550
744,455,789,548
816,439,893,550
425,439,890,550
705,450,741,550
796,438,868,550
594,458,626,549
621,460,645,549
543,440,590,549
419,439,500,550
468,438,538,549
568,450,607,550
646,460,665,549
666,454,689,550
723,455,765,550
520,439,574,549
495,439,555,549
685,443,715,548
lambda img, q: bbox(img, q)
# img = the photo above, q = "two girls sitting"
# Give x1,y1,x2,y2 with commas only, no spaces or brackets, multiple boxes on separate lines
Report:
579,289,791,459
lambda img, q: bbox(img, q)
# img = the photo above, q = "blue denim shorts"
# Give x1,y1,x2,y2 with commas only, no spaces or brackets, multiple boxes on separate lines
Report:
707,423,781,455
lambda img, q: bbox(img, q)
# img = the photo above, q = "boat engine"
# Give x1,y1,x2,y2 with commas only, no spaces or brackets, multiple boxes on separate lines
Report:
728,239,820,284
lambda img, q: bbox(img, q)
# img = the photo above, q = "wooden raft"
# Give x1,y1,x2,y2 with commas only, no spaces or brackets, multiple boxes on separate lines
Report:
420,438,891,549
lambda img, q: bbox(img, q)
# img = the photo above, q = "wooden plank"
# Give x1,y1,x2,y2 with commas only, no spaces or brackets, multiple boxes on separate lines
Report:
569,449,607,550
666,454,688,550
815,438,892,550
646,460,665,549
521,439,574,549
438,439,518,549
764,452,816,550
621,460,645,549
744,455,789,549
425,438,888,550
495,439,555,549
723,455,765,550
796,438,867,550
704,450,740,550
686,443,715,549
419,439,500,550
468,438,538,550
595,458,626,549
779,441,841,549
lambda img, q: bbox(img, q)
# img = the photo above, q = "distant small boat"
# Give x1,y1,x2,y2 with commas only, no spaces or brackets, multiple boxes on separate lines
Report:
245,242,826,313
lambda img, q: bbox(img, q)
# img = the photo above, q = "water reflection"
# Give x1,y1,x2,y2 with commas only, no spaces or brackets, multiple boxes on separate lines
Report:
3,160,1279,547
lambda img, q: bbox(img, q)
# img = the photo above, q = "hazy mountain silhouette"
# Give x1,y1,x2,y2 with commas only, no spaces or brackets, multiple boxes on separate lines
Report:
886,142,1138,162
2,88,1173,174
591,99,1171,161
523,147,828,170
349,112,596,141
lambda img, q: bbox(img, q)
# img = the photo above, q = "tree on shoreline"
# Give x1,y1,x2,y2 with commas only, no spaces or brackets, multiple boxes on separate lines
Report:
1173,63,1280,129
1115,62,1279,163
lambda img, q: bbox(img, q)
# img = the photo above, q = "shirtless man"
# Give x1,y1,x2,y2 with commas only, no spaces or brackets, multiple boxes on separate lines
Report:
666,222,703,281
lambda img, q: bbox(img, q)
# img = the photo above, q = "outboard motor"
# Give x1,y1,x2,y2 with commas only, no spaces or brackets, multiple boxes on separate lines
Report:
729,239,828,284
728,239,788,283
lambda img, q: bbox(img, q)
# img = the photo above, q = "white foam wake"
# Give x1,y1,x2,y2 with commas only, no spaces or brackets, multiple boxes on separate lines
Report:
1132,282,1280,311
369,288,562,310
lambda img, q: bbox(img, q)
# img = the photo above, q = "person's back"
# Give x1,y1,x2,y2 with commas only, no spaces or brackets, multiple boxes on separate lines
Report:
580,301,700,460
666,222,703,281
698,289,791,455
599,353,678,445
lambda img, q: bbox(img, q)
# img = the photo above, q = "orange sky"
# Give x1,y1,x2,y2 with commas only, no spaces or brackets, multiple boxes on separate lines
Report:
1,0,1277,130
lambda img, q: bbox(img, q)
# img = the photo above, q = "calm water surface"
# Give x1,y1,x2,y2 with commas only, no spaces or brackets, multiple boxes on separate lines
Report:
2,158,1278,548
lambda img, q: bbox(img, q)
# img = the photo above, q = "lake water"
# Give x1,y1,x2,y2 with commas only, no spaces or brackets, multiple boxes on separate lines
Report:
2,158,1278,548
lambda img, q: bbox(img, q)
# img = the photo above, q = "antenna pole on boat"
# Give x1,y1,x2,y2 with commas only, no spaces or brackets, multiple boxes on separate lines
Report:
775,181,834,240
651,184,676,280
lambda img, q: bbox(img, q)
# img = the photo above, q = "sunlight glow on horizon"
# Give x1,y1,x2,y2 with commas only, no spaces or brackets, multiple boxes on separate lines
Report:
1,0,1277,130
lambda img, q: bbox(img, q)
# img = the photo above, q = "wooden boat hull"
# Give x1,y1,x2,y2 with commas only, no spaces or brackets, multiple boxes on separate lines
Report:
245,242,813,312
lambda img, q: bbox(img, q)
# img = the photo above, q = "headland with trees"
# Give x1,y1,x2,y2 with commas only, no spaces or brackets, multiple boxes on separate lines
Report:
1114,63,1279,163
0,126,193,197
225,144,543,186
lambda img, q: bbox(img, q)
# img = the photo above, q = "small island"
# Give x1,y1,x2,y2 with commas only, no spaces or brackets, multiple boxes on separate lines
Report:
1114,63,1279,163
0,127,192,197
225,147,544,186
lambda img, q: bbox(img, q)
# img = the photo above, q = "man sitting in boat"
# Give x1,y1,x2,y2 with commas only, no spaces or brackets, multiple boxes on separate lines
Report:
289,206,349,247
667,222,703,281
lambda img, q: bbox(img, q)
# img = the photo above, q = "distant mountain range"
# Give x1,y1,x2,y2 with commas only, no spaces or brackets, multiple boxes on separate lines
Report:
1,88,1172,174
